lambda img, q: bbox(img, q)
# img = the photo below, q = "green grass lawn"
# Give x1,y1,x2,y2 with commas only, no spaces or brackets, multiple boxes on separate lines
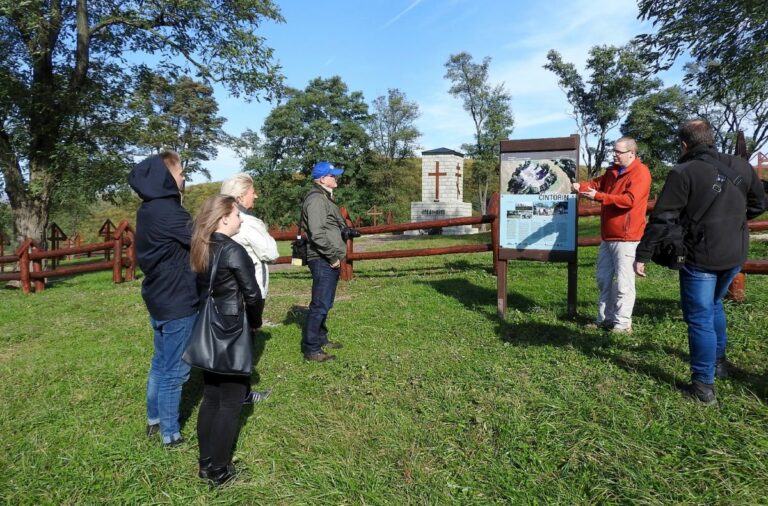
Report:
1,233,767,504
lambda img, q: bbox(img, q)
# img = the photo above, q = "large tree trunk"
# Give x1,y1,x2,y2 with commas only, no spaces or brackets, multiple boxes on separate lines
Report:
13,199,49,246
2,157,52,246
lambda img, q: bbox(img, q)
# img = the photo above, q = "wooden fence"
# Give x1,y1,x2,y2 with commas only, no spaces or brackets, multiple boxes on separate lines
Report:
268,193,767,301
0,195,765,300
0,219,136,294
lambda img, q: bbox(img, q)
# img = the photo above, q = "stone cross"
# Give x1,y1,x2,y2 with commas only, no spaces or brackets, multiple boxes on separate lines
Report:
455,164,462,200
428,162,446,201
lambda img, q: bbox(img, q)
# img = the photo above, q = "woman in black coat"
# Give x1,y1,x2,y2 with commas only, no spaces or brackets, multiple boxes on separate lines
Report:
190,195,264,485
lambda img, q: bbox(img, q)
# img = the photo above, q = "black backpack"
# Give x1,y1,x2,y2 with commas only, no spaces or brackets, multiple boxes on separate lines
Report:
651,154,747,270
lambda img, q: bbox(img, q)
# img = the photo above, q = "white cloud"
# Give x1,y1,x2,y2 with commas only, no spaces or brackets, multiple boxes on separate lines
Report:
381,0,425,29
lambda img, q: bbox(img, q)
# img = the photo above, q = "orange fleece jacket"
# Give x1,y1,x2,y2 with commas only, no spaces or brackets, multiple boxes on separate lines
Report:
581,157,651,241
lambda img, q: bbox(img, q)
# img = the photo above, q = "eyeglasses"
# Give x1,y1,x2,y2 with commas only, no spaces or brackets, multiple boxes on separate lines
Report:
613,149,632,155
323,174,338,180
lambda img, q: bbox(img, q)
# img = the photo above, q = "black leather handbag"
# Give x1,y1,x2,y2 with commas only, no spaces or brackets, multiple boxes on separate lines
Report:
182,248,253,376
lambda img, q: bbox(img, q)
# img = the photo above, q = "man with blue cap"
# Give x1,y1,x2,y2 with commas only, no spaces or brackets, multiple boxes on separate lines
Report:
300,161,349,361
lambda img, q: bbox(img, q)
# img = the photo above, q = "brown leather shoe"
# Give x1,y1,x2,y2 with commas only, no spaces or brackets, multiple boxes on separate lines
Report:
304,351,336,362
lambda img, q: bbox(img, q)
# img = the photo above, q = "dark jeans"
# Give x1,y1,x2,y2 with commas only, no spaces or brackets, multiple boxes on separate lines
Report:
196,371,249,468
679,264,741,384
302,259,340,354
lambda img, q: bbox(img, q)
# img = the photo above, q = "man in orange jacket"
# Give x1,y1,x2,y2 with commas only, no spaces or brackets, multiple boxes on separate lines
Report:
572,137,651,333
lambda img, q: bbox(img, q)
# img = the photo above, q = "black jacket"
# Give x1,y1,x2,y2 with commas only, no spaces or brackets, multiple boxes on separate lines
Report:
201,233,264,329
636,145,766,270
128,156,199,320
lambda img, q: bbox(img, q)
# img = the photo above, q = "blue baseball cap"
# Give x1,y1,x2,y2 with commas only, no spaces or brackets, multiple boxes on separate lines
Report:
311,161,344,179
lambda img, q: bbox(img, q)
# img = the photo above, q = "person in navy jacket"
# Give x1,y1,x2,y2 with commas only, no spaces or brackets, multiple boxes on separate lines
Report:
128,150,199,446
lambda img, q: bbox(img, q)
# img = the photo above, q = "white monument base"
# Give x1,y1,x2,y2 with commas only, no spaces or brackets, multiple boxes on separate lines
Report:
406,202,475,235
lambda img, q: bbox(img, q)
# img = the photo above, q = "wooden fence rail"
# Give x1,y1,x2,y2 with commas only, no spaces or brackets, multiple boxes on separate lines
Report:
0,219,136,293
0,196,765,299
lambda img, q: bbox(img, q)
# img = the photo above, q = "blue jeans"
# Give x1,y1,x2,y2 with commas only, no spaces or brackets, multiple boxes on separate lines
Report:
146,314,196,443
302,259,340,354
679,264,741,384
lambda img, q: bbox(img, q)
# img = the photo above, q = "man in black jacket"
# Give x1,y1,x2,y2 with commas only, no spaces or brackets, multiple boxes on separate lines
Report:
129,151,199,445
634,120,765,405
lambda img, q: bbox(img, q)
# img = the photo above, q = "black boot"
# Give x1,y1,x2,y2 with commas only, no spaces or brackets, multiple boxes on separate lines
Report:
207,463,236,486
715,357,729,378
683,380,717,406
198,457,212,480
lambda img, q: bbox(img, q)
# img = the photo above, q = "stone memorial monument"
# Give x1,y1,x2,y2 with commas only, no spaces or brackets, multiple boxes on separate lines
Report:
408,148,473,235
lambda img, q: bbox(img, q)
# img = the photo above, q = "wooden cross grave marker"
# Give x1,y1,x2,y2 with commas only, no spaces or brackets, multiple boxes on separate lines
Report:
366,205,383,226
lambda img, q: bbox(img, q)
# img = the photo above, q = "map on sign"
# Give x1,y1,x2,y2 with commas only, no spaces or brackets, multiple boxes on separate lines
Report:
500,155,577,195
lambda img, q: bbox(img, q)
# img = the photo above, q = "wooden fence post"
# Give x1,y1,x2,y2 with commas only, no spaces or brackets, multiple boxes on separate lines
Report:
16,240,31,294
125,228,136,281
31,242,45,292
727,272,746,302
0,231,5,273
112,234,123,284
489,192,500,276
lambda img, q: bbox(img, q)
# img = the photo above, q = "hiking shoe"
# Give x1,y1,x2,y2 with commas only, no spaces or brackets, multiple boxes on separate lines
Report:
146,423,160,437
164,436,185,448
683,380,717,406
243,390,272,404
304,351,336,362
611,326,632,335
715,358,729,379
585,321,613,330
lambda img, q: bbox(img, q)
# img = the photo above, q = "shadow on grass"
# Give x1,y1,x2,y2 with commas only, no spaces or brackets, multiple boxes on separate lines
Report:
422,277,768,400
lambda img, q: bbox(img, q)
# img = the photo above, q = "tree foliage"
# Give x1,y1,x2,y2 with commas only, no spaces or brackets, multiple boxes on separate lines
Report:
544,45,660,178
621,85,697,195
636,0,767,88
636,0,768,155
0,0,283,243
683,63,768,155
128,73,228,178
245,76,375,227
367,88,421,213
444,52,514,214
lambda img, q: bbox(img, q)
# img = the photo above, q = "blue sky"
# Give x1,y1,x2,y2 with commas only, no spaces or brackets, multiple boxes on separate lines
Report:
196,0,680,183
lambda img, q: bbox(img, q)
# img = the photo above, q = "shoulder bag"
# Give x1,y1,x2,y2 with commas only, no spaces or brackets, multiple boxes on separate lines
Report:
182,247,253,376
651,155,747,270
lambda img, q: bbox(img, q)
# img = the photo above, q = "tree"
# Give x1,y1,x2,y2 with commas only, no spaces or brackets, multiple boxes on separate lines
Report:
254,76,375,226
0,1,283,244
636,0,767,89
544,45,660,178
367,88,421,209
128,73,229,178
621,85,697,194
636,1,768,155
683,63,768,155
444,52,514,215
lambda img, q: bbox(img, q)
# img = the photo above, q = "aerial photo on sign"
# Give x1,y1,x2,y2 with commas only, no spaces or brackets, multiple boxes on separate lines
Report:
501,156,577,195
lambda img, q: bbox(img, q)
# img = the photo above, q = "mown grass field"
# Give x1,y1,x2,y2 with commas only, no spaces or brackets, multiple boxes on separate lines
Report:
1,231,767,505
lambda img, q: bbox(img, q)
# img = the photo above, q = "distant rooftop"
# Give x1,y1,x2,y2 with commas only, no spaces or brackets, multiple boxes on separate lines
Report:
422,147,464,157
